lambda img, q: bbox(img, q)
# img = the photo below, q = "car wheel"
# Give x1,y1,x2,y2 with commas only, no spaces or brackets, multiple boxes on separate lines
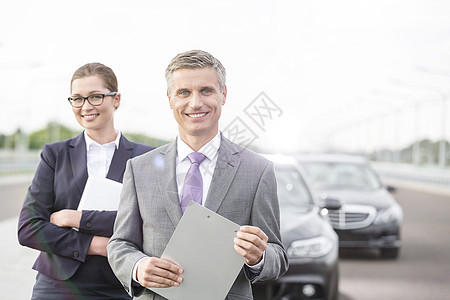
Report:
329,267,339,300
329,281,339,300
380,248,400,259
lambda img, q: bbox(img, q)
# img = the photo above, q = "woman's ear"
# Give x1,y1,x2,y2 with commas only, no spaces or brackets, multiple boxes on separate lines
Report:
113,93,121,110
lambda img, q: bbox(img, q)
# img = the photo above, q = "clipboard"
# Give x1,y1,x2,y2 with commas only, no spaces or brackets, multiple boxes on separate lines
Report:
149,202,245,300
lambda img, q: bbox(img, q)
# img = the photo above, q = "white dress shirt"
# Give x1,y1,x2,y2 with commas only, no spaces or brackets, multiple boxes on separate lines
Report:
84,130,121,178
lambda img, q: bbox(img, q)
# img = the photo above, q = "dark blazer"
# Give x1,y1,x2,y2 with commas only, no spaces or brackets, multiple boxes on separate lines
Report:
18,132,153,281
108,135,288,299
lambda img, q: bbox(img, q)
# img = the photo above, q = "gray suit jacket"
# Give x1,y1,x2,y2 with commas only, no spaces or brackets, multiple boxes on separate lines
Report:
108,135,288,299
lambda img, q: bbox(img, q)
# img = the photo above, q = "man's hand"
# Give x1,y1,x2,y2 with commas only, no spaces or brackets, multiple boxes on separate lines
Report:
137,257,183,288
50,209,82,228
234,225,268,266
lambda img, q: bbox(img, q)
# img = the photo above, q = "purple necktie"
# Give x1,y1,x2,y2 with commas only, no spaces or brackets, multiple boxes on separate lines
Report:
181,152,206,214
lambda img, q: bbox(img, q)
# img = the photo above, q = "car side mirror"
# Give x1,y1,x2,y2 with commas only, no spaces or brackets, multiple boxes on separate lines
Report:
386,185,397,193
321,197,342,210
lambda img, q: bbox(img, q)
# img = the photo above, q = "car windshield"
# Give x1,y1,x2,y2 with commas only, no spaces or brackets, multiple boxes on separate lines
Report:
300,162,382,190
275,165,314,212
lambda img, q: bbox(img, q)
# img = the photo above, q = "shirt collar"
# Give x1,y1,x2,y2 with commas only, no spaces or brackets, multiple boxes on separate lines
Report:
84,130,121,152
177,131,221,162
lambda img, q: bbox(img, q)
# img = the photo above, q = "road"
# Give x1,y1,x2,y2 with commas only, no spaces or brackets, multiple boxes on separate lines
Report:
0,176,31,220
0,176,36,300
338,188,450,300
1,178,449,299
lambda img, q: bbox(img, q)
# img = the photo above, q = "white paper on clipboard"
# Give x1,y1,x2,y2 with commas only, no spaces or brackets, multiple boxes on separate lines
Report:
77,176,123,211
149,201,245,300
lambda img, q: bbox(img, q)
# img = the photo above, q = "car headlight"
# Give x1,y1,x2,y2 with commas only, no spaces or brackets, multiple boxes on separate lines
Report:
373,205,403,225
287,236,334,258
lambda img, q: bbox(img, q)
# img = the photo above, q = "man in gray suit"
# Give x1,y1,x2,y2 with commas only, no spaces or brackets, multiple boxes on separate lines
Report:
108,50,288,299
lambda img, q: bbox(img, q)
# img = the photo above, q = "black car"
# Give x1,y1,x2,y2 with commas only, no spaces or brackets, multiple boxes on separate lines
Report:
296,154,402,259
253,155,339,300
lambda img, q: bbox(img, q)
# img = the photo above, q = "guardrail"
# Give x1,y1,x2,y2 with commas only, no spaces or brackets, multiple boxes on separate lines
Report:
0,150,40,176
372,162,450,196
373,162,450,186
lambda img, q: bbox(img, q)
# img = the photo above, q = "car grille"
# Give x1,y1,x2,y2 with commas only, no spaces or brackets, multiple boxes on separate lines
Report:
327,204,376,230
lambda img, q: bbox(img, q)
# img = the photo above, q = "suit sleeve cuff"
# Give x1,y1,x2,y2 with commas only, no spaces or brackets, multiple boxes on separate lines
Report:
243,250,265,280
245,249,265,271
132,257,148,282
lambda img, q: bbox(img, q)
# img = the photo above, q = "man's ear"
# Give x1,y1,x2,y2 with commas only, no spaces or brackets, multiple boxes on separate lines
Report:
222,86,227,105
167,90,173,109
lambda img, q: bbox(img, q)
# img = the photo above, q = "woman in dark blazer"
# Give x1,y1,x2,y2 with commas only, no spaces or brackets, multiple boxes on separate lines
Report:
18,62,154,299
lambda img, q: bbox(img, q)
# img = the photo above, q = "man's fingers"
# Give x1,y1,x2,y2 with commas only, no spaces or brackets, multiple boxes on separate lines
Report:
150,257,183,275
236,226,268,251
234,226,268,265
137,257,183,288
149,265,182,282
234,243,247,257
234,236,261,252
140,273,182,288
236,231,265,249
233,242,262,265
239,226,268,242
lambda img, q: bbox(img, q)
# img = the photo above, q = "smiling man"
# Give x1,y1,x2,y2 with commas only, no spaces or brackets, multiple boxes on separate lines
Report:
169,66,224,150
107,50,288,299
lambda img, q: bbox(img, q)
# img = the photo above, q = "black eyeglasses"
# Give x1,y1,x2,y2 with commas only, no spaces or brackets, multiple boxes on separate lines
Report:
68,92,117,108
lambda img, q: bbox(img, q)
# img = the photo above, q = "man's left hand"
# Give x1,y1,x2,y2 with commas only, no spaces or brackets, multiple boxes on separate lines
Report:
234,225,268,266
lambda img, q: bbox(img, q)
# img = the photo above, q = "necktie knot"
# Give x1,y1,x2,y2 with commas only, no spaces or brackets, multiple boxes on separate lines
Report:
188,152,206,165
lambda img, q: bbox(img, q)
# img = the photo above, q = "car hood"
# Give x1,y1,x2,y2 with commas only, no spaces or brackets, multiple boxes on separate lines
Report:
280,208,329,246
316,188,396,210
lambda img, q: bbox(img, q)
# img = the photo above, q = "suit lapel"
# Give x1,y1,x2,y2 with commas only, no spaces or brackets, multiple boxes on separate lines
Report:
205,136,241,213
106,135,132,183
68,133,88,197
156,140,183,227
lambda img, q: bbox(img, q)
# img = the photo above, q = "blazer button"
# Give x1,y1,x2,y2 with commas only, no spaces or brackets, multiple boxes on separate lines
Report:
86,222,92,228
73,251,79,258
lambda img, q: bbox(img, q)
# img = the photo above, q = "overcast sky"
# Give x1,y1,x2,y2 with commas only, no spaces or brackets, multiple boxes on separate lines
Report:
1,0,450,153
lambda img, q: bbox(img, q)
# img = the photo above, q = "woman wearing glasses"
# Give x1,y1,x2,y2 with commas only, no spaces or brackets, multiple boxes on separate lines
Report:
18,63,154,299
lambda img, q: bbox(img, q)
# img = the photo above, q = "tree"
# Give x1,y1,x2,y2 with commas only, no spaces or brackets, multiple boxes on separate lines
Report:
122,132,169,148
28,122,78,149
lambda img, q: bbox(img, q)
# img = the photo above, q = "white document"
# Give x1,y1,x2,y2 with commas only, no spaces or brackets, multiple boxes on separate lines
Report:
77,176,123,211
149,201,245,300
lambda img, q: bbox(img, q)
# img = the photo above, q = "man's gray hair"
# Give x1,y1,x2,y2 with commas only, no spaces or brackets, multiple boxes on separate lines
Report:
165,50,226,93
